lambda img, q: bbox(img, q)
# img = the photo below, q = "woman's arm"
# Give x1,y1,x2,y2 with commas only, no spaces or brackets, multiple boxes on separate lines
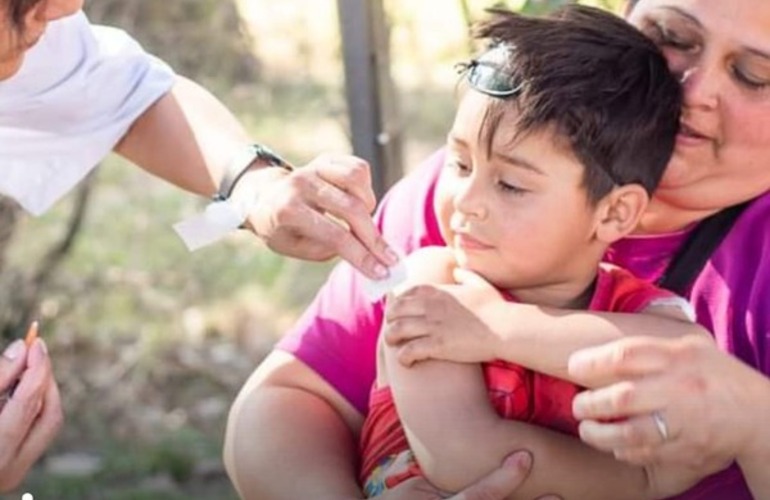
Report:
224,350,542,500
113,76,395,278
224,350,365,499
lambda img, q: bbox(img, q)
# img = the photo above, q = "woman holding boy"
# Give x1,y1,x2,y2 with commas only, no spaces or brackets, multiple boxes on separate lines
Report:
225,0,770,498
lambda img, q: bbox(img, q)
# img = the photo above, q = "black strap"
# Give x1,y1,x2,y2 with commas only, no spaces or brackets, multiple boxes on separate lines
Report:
657,201,750,295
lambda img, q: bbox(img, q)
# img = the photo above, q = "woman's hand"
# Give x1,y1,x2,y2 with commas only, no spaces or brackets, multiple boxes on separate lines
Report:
568,335,768,477
383,268,505,366
377,451,560,500
243,153,398,280
0,339,64,493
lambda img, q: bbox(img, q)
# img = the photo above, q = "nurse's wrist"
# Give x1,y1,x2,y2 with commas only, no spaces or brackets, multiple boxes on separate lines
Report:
214,143,293,203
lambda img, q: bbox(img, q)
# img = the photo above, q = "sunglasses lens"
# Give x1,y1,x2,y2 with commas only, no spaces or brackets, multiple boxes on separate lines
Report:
465,45,521,97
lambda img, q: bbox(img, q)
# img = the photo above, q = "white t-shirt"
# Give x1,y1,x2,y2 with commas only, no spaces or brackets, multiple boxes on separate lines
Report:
0,11,175,215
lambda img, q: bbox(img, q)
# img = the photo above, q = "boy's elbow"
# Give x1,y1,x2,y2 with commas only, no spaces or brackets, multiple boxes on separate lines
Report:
417,439,507,494
421,458,477,494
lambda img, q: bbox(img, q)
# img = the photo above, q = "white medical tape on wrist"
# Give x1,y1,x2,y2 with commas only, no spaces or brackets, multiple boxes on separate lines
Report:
173,198,252,251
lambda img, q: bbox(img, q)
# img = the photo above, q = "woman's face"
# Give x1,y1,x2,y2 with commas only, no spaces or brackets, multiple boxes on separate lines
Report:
0,0,82,80
629,0,770,212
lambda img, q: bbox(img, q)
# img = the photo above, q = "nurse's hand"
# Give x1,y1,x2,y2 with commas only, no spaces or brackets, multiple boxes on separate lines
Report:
0,339,64,493
243,154,399,279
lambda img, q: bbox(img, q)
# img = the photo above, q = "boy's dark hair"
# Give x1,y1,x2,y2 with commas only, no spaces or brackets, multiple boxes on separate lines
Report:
471,5,681,202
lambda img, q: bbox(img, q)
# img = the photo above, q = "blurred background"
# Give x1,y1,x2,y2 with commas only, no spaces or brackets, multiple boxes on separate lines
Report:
3,0,621,497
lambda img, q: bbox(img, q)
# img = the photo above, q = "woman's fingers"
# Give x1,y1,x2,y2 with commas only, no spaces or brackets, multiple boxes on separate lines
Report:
568,337,676,386
309,154,377,212
248,154,397,280
308,156,397,270
572,375,673,421
577,411,671,455
13,361,64,477
0,339,61,492
0,340,27,402
0,340,49,470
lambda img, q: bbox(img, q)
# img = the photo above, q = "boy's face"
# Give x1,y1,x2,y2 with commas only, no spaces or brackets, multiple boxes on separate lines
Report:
434,91,603,299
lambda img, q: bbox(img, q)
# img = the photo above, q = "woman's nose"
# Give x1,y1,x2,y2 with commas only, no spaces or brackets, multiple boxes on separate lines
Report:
679,63,720,111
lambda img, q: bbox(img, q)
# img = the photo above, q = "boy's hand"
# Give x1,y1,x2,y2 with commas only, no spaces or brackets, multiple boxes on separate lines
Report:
384,268,504,366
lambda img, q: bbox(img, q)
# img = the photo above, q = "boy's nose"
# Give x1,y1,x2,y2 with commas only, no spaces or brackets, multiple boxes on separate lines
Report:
453,179,488,220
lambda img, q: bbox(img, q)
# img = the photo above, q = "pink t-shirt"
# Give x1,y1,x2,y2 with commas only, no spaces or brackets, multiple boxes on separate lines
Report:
277,149,769,499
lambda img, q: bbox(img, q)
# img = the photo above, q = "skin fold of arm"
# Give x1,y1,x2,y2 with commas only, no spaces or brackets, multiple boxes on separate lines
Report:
381,248,656,499
223,350,365,500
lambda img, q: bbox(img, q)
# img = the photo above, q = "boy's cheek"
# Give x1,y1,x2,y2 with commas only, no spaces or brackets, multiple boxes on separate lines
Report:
433,174,456,244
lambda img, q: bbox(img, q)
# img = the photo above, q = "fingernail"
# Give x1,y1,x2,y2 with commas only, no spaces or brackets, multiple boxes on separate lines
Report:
567,352,589,375
384,247,399,266
374,264,389,280
504,451,532,470
3,340,25,360
572,396,585,418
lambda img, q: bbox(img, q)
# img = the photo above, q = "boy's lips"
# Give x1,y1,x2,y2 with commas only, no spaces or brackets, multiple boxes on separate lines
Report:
454,232,493,250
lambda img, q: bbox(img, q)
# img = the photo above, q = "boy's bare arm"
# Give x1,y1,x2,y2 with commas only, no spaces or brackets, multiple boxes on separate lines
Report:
383,336,682,499
486,302,710,388
386,279,711,390
382,249,665,499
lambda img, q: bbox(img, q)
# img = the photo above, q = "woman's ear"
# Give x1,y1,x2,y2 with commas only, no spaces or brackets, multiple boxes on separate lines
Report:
594,185,649,243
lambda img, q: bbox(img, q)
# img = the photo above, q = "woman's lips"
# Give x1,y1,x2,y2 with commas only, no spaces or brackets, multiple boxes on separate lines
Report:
676,122,711,147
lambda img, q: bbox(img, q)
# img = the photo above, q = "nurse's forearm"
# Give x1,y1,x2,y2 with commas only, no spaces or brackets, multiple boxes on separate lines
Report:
114,76,251,196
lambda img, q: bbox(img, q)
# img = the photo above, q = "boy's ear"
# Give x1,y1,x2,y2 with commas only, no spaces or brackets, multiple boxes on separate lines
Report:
594,185,649,243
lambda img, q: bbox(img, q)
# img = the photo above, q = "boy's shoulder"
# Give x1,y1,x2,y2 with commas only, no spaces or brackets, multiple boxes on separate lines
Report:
594,263,683,315
396,246,457,291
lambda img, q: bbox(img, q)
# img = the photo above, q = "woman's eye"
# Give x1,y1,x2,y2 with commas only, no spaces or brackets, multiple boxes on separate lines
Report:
648,22,697,52
733,67,770,91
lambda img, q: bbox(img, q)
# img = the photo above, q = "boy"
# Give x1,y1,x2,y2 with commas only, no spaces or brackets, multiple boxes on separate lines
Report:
360,6,703,499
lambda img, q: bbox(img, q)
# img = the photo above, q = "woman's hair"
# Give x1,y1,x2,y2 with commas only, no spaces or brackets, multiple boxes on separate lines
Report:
471,5,681,203
7,0,44,30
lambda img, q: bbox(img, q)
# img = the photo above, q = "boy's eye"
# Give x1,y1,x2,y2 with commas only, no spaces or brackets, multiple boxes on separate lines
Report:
498,180,527,195
446,160,471,174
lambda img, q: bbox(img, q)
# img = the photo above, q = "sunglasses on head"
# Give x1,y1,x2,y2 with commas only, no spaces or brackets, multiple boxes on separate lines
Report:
456,44,523,98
